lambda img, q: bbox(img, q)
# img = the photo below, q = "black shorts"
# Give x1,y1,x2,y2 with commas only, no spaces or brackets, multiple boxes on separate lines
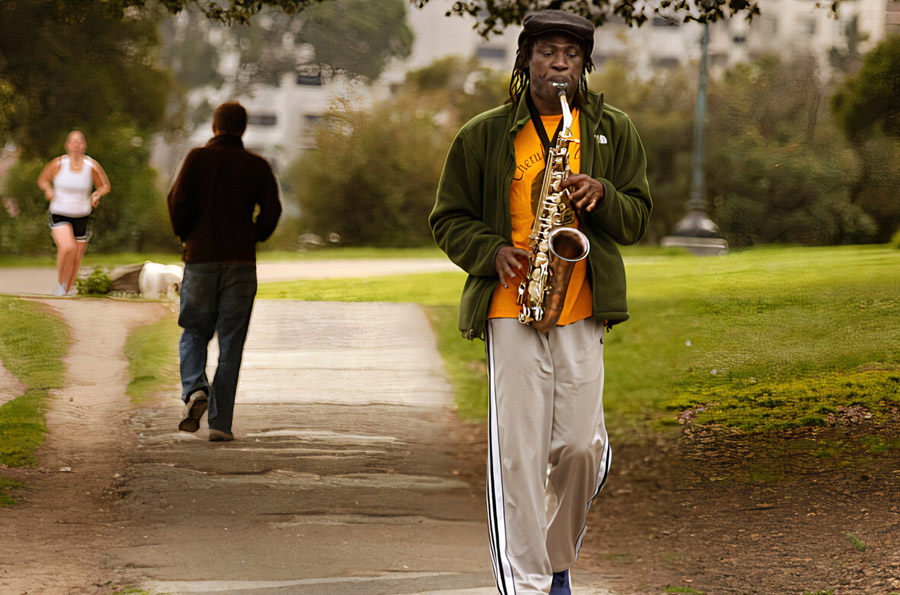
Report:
49,213,92,241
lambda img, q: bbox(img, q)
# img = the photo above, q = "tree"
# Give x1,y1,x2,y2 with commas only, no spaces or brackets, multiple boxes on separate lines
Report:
74,0,852,33
0,1,177,254
831,35,900,241
414,0,762,36
282,57,507,247
0,0,174,158
705,55,875,246
832,35,900,142
157,0,412,111
588,62,696,244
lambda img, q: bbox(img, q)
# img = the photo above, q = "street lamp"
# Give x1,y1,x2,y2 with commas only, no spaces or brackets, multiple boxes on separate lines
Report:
662,18,728,256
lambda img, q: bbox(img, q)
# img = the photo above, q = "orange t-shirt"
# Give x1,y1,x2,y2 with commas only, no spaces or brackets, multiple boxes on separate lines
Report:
487,110,593,324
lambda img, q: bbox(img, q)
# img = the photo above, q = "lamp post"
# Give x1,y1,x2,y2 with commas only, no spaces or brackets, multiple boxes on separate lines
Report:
662,18,728,255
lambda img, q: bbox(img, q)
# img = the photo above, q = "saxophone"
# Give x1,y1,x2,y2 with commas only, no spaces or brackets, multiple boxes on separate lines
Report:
517,82,590,334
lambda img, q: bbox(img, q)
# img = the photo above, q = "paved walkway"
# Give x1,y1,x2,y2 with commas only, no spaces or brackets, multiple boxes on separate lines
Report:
113,300,501,594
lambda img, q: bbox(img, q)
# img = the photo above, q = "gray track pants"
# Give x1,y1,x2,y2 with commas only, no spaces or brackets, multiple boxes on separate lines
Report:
485,318,611,595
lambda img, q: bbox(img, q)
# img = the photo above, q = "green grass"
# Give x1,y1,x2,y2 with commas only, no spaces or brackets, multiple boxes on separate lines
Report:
0,246,447,268
258,245,900,437
124,315,181,404
257,246,446,261
843,531,867,552
0,252,182,268
425,306,488,419
258,271,466,305
0,296,67,504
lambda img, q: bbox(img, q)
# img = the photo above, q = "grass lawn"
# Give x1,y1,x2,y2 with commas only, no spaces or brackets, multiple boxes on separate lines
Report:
0,246,447,268
258,245,900,439
124,316,181,404
0,297,67,505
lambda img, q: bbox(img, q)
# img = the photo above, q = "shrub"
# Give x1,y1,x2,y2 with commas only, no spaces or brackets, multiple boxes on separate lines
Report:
75,267,112,295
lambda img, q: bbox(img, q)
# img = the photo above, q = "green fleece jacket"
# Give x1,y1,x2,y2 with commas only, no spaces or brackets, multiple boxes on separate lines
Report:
429,89,652,340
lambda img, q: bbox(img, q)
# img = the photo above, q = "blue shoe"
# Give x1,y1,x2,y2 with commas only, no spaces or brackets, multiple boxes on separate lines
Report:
550,569,570,595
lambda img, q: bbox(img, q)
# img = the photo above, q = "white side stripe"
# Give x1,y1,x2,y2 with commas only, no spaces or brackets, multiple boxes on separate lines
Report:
574,439,612,557
486,325,516,594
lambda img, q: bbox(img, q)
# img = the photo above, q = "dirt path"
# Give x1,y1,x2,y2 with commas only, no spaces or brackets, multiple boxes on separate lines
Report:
0,360,25,407
0,298,168,594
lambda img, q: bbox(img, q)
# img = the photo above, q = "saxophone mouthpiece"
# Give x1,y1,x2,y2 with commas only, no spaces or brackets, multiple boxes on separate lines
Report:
552,82,568,96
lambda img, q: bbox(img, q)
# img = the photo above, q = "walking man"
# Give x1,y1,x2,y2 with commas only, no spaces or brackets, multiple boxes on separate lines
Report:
429,10,651,594
168,101,282,442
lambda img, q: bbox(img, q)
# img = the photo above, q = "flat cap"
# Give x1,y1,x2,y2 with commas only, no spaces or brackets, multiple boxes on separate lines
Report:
518,10,595,55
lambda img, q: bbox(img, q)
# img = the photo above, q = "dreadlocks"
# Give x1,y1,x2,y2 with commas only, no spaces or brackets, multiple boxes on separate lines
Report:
507,36,595,105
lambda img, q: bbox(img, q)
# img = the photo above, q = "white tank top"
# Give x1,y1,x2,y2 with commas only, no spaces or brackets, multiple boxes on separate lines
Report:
50,156,94,217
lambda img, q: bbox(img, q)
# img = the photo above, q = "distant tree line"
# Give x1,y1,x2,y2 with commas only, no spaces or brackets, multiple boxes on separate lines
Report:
285,37,900,249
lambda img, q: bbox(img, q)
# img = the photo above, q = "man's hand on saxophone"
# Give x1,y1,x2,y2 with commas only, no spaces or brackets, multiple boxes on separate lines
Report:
561,173,605,216
494,245,530,289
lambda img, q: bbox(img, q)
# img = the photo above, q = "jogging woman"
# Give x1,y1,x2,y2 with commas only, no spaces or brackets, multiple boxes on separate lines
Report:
37,130,110,296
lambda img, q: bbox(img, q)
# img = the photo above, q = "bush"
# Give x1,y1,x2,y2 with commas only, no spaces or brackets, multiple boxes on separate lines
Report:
75,267,112,295
284,57,507,247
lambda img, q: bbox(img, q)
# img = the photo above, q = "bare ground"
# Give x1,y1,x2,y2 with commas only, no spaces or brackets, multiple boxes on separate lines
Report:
452,419,900,595
0,298,169,594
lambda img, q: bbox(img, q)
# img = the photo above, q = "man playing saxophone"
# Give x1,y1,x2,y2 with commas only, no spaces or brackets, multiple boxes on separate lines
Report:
429,10,652,595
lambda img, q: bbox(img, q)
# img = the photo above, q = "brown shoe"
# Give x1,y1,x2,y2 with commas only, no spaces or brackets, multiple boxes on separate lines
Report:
208,429,234,442
178,390,208,432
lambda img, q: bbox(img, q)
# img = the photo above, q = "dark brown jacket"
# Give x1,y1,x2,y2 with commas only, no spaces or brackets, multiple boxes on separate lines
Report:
168,134,282,263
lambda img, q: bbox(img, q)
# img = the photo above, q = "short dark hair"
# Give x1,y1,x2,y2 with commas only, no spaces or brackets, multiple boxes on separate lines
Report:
213,101,247,136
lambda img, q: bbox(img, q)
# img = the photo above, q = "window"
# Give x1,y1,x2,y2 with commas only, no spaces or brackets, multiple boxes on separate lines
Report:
651,56,680,68
476,46,507,60
652,15,679,27
297,72,323,86
799,18,817,36
247,114,277,126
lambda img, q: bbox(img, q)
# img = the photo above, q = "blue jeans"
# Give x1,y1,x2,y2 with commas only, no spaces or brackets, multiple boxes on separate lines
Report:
178,262,257,433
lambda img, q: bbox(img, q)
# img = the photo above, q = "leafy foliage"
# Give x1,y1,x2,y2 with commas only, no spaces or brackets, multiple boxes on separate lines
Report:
589,63,696,244
294,0,413,81
284,57,507,247
591,55,876,248
414,0,762,37
158,0,412,88
704,55,875,246
0,0,173,158
831,35,900,242
832,35,900,142
75,267,114,295
0,0,178,255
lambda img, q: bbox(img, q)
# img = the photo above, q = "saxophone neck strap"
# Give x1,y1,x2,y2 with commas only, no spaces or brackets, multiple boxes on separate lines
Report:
526,92,564,165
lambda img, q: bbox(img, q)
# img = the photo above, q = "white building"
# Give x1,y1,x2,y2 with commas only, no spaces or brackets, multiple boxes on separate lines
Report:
593,0,893,78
